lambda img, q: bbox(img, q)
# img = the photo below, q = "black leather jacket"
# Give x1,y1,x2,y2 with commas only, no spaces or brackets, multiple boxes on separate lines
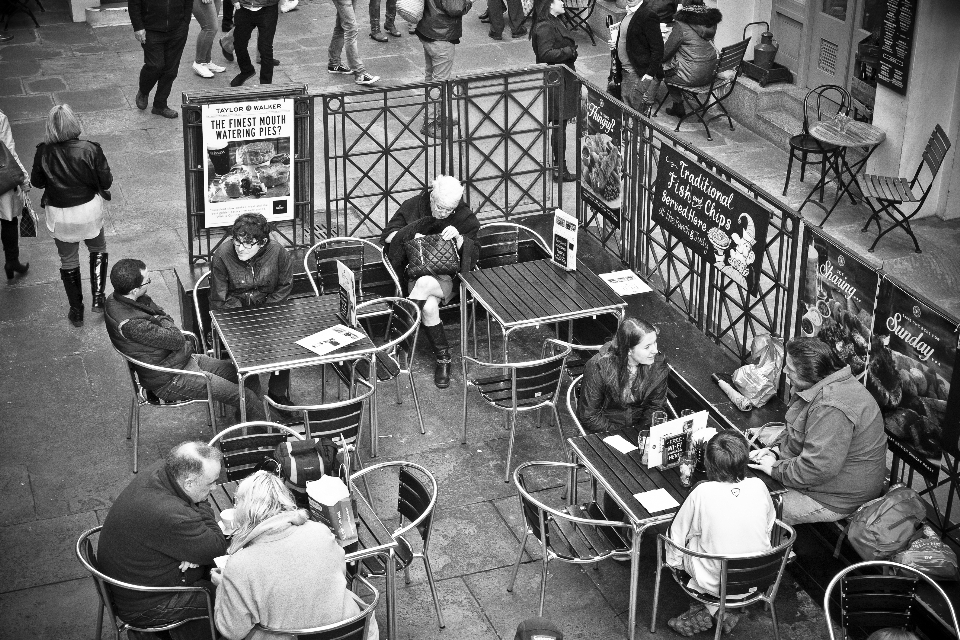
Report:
577,343,670,432
31,139,112,208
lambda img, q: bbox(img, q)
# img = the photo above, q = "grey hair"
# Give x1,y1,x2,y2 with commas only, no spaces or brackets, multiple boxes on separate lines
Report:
165,441,223,484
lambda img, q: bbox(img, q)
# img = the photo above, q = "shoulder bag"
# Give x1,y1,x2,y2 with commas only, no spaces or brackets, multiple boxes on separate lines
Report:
19,192,38,238
404,233,460,279
397,0,423,25
0,141,25,196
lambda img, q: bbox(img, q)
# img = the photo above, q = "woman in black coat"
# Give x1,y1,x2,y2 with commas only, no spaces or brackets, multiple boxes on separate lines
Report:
531,0,578,182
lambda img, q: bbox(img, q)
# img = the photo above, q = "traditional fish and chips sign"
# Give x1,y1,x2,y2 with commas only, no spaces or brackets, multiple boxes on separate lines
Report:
652,146,769,294
201,99,295,228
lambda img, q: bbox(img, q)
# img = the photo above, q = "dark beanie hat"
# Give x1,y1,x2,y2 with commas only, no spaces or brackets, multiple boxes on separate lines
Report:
515,617,564,640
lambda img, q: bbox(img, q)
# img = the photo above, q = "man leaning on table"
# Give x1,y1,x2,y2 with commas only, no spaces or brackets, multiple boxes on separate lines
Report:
98,442,227,640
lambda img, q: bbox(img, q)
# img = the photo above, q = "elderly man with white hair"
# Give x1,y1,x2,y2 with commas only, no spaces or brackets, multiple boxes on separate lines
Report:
381,175,479,388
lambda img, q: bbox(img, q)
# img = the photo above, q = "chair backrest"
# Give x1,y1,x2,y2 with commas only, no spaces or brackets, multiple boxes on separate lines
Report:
477,222,550,269
802,85,850,135
358,297,421,365
824,560,960,640
265,380,373,445
350,461,439,547
258,576,380,640
208,422,305,482
912,124,952,196
303,237,400,300
566,375,586,437
716,37,751,77
192,270,213,354
112,343,203,406
511,340,571,404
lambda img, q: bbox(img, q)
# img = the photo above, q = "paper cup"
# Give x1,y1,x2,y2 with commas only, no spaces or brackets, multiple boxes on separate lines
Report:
219,508,237,533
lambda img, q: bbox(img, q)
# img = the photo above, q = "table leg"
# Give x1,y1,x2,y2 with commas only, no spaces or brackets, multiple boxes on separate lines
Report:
237,372,247,423
797,153,838,214
566,448,578,506
818,145,879,228
386,549,397,640
370,354,379,459
627,523,642,640
461,282,469,445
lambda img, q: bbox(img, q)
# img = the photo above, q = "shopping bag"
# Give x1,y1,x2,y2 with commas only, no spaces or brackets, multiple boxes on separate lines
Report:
732,332,784,408
307,475,358,545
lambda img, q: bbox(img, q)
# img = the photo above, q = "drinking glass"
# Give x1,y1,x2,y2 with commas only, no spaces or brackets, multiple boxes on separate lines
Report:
679,453,696,488
639,429,651,465
680,409,694,417
652,410,668,426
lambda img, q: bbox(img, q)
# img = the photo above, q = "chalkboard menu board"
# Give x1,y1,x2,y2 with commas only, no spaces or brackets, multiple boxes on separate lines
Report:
877,0,917,95
652,146,770,295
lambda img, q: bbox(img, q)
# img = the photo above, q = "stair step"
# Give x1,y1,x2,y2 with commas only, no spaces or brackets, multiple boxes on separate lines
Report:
85,2,130,27
754,108,802,152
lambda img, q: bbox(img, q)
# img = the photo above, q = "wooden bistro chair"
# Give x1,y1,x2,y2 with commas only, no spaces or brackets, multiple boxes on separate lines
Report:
113,335,217,473
783,85,850,199
508,461,632,616
858,124,951,253
208,421,305,482
350,461,445,629
823,560,960,640
76,526,216,640
255,575,380,640
654,37,751,141
462,339,572,482
651,520,797,640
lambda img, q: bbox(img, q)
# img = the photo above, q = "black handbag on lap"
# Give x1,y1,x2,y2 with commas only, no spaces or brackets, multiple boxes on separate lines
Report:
404,233,460,279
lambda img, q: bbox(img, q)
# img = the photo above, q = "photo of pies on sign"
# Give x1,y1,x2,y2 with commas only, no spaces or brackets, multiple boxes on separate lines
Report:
208,139,291,204
581,133,622,206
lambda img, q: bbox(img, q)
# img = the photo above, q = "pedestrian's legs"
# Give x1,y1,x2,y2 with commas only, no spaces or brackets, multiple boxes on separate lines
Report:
621,70,641,112
328,1,346,66
82,228,107,256
334,0,365,74
193,0,220,64
256,4,279,83
54,238,82,270
154,20,190,109
233,6,257,76
139,30,168,98
384,0,396,30
1,217,21,266
421,42,436,83
641,76,661,112
488,0,506,36
425,40,454,82
221,0,234,32
369,0,382,33
506,0,524,29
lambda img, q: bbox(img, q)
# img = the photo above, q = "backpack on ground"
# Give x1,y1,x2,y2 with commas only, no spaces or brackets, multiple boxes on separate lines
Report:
845,484,927,561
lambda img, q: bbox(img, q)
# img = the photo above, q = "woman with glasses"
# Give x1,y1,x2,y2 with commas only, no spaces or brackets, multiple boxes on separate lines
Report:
210,213,294,405
31,104,112,327
380,175,479,389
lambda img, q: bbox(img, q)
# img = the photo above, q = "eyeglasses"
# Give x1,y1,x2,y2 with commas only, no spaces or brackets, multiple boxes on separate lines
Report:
233,237,264,249
140,277,152,287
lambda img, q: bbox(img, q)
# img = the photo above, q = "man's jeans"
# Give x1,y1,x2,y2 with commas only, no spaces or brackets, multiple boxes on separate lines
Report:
621,69,660,113
488,0,523,36
139,20,191,109
154,355,266,422
192,0,222,64
329,0,366,74
422,39,454,83
780,488,847,525
234,4,280,84
368,0,396,33
121,580,214,640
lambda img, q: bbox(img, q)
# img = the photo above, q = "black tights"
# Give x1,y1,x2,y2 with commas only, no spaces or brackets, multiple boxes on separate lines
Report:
1,217,19,263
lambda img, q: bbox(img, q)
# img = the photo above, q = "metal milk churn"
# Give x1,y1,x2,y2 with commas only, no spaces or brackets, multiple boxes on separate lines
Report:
753,26,779,70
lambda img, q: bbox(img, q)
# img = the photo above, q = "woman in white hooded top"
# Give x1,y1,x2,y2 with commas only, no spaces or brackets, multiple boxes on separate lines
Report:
213,471,378,640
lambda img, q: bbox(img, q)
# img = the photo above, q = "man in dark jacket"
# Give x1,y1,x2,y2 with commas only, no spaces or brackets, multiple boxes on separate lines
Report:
210,213,293,405
105,257,266,421
98,441,228,640
616,0,664,115
416,0,472,136
130,0,193,119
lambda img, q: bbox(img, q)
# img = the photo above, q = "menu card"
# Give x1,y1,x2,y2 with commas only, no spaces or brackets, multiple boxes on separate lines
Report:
877,0,916,95
633,488,680,513
603,434,638,454
296,324,365,357
336,260,357,327
552,208,578,271
599,270,653,296
647,411,709,468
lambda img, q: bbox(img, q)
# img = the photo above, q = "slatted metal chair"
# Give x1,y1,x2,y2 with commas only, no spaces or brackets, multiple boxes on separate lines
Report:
264,379,374,490
208,421,304,482
333,298,424,452
654,37,751,141
303,237,401,317
191,270,217,356
824,560,960,640
782,85,850,200
651,520,797,640
113,336,217,473
507,461,632,615
473,222,551,359
565,374,586,437
562,0,597,46
256,575,380,640
76,526,217,640
462,339,572,482
350,461,445,629
858,124,951,253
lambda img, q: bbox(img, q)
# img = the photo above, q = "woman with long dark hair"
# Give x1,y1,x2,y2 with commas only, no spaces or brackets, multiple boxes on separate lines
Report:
31,104,112,327
0,107,30,281
578,317,670,432
530,0,578,182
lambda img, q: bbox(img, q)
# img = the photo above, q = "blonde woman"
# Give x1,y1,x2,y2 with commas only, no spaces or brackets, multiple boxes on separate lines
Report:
31,104,112,327
214,472,378,640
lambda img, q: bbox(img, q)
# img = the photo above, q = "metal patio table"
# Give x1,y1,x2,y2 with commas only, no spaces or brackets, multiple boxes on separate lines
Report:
208,480,401,639
566,429,786,640
457,259,627,366
210,295,382,453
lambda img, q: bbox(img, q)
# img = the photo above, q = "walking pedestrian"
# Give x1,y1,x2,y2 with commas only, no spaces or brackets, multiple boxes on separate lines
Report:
369,0,401,41
0,107,30,282
31,105,113,327
230,0,281,86
130,0,192,119
328,0,381,86
192,0,228,78
415,0,472,136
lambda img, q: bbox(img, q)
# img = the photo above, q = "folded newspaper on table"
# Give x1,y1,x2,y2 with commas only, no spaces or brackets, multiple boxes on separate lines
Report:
307,475,358,546
633,488,680,513
296,324,365,357
599,270,653,296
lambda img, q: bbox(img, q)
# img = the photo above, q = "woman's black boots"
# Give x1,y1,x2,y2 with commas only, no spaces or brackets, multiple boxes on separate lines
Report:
90,252,108,312
421,322,452,389
551,122,576,183
1,218,28,280
60,268,84,327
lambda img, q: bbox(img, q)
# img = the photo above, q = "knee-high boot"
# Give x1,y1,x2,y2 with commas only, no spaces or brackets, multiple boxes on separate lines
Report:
419,319,452,389
551,120,575,183
89,251,108,312
60,267,84,327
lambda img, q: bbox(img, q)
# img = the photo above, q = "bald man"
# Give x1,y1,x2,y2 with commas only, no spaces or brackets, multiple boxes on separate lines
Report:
98,442,228,640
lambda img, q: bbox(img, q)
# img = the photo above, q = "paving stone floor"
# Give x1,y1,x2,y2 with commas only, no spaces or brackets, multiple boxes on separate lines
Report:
1,2,956,639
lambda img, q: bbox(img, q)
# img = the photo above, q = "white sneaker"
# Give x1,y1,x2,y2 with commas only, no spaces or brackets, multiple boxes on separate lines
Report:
204,61,226,73
280,0,298,12
193,61,214,78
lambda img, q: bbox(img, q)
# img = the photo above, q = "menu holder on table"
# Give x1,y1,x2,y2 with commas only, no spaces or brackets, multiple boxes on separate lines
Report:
551,208,578,271
633,488,680,513
599,269,653,296
336,259,357,327
647,411,709,468
296,324,365,358
603,434,639,454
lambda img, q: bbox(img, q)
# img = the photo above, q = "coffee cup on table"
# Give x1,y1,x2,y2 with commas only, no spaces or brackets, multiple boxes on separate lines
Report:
219,508,237,534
